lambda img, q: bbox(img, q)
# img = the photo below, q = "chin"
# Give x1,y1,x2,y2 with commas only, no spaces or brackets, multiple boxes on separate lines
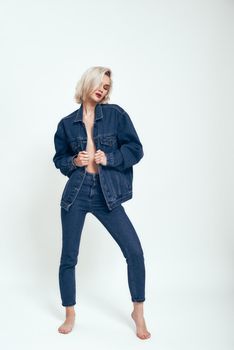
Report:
88,96,98,103
95,96,104,103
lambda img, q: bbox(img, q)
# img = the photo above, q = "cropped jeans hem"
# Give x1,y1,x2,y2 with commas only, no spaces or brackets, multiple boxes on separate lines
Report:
62,302,76,307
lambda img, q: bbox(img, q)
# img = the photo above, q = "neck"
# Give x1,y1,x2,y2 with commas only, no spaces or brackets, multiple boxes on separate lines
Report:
83,99,97,117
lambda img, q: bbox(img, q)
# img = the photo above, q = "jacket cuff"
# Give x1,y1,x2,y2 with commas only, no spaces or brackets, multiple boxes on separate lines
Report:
70,155,78,170
72,155,77,167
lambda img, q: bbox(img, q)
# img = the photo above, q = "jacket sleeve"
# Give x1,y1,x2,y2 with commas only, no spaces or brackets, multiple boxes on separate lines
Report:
105,109,144,170
52,120,78,177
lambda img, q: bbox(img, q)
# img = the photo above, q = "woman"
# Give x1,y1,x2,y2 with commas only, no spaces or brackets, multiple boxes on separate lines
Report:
53,66,151,339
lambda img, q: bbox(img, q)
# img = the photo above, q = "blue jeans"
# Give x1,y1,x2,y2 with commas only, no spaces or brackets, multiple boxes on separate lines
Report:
59,170,146,306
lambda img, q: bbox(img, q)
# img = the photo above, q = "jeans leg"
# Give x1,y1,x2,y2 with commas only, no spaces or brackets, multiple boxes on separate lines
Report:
92,204,146,302
59,205,87,307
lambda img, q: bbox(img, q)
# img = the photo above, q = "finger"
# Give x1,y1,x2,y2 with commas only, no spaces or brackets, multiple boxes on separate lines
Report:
95,151,103,157
94,154,101,159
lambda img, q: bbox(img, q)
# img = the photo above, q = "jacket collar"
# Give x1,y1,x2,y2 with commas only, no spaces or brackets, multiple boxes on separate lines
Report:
73,103,104,123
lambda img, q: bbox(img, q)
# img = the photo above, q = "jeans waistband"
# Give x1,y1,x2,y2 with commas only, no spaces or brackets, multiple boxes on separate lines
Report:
84,169,100,181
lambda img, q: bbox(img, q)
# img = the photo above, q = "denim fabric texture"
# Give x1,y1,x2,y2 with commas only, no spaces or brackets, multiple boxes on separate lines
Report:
52,103,144,211
59,170,146,306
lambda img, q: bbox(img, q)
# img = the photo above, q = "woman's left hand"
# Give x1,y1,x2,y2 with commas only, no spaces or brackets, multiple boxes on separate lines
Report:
94,149,107,166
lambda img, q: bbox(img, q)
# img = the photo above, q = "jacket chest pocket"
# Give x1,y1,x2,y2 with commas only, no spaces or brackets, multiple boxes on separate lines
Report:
69,138,86,153
100,135,117,151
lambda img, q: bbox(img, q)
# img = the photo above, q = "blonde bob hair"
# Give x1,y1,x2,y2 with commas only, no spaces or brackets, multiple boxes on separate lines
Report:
74,66,113,104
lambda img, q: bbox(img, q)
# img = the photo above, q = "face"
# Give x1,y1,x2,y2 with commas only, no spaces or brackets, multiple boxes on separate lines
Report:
88,74,111,103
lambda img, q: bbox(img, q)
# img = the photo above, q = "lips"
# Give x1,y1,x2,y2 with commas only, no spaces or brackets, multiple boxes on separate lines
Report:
95,93,102,98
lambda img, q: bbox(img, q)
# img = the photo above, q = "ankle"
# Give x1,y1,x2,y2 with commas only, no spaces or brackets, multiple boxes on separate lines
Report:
132,309,144,317
65,307,75,317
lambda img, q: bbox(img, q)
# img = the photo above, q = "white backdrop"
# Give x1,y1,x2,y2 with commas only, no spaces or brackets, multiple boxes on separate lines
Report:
0,0,233,349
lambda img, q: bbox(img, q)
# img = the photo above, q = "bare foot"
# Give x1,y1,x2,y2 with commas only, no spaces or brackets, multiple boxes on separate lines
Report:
131,311,151,340
58,314,75,334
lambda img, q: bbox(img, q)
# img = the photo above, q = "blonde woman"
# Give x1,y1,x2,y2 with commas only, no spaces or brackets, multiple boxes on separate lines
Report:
53,66,151,339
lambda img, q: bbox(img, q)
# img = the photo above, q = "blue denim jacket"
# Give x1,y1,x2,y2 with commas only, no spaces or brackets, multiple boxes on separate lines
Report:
52,103,144,211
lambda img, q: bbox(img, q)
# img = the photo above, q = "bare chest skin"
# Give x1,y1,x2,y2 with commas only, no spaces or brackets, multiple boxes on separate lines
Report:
83,114,99,173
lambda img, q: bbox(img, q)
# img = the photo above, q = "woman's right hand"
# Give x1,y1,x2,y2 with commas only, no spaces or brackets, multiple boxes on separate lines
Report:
73,151,89,167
